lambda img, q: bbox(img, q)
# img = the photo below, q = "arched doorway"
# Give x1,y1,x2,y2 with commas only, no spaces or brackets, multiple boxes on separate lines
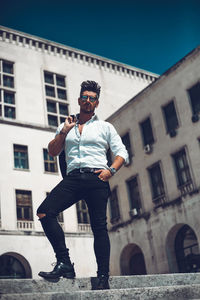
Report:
120,243,147,275
175,225,200,273
0,252,32,279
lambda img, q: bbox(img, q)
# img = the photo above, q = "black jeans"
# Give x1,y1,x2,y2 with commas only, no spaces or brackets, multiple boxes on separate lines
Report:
37,172,111,275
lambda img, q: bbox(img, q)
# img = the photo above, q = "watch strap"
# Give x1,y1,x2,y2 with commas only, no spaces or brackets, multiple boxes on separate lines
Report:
109,167,117,176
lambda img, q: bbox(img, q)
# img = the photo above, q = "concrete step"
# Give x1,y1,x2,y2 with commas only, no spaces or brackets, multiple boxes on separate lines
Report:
1,273,200,294
1,284,200,300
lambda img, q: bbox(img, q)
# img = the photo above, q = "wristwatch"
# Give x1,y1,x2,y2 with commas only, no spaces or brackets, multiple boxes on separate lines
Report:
109,167,117,176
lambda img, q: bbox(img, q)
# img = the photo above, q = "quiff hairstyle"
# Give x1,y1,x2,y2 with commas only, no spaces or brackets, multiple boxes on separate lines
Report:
80,80,101,99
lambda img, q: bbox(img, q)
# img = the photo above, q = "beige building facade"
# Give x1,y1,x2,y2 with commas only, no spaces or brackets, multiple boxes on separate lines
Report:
0,26,157,279
107,46,200,276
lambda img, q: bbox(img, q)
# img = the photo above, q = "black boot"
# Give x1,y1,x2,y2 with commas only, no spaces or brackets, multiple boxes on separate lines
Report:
38,261,75,279
92,274,110,290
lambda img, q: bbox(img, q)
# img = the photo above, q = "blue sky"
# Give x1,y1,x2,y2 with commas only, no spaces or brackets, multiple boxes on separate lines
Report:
1,0,200,74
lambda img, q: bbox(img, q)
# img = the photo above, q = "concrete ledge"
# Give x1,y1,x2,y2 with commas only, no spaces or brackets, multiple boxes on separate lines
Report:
1,284,200,300
1,273,200,294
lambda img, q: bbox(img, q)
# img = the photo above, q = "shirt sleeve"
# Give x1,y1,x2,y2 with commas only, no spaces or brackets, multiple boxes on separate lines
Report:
47,123,65,154
55,123,64,136
107,122,129,164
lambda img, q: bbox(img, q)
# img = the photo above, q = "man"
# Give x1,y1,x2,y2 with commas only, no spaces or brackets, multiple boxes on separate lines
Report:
37,80,128,290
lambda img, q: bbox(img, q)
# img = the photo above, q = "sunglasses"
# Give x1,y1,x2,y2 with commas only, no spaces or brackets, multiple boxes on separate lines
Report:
80,95,98,103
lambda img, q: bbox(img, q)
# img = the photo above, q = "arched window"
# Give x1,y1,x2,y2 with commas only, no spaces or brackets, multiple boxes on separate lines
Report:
175,225,200,272
0,254,26,279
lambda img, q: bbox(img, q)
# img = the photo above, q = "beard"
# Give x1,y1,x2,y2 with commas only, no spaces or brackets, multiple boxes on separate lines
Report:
80,104,95,114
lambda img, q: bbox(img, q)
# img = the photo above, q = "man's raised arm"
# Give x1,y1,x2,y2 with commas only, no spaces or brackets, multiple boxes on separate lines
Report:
48,116,76,156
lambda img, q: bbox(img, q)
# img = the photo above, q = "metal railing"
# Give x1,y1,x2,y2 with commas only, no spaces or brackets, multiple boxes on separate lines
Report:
153,193,166,206
178,181,195,196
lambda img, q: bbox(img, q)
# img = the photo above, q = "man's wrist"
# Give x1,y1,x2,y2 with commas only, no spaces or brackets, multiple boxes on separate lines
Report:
108,167,117,176
60,129,68,135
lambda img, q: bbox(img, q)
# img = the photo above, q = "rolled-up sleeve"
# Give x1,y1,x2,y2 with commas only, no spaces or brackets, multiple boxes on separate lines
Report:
47,123,64,154
107,123,129,164
55,123,64,136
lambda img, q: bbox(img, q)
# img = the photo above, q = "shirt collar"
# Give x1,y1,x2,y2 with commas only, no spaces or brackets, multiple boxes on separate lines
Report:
92,114,98,121
76,113,98,123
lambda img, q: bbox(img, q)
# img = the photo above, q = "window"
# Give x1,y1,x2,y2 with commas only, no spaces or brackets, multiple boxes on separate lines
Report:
172,148,194,195
162,101,179,136
14,144,29,170
4,91,15,104
109,187,120,224
3,75,14,88
0,255,26,279
43,149,58,173
173,149,192,186
16,190,33,221
188,82,200,117
2,61,14,74
122,132,132,164
76,200,90,224
0,59,16,119
45,86,55,97
175,225,200,273
44,71,69,127
148,162,166,203
126,176,142,215
56,75,65,87
140,117,154,146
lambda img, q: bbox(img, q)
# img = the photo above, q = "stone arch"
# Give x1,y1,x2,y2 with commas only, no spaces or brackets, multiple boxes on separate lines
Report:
120,243,147,275
0,252,32,278
166,223,200,273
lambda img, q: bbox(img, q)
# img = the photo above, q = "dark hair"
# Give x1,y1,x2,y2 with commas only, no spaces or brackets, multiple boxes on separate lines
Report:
80,80,101,99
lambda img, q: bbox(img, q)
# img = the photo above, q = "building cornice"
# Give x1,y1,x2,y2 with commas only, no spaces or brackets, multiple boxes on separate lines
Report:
106,45,200,122
0,25,158,83
0,118,55,132
0,229,93,237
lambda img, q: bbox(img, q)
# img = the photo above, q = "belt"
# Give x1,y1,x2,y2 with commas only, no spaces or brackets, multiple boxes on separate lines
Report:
68,168,101,175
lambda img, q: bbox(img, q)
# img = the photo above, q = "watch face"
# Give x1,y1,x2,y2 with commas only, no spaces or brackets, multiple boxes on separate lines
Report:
110,168,116,175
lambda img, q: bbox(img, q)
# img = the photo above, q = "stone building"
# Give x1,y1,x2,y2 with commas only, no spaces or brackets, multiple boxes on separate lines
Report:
0,25,157,279
106,46,200,276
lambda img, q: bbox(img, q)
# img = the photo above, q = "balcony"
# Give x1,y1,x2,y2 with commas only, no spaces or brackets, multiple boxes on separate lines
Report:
78,223,91,233
153,194,166,206
17,220,34,230
178,181,195,197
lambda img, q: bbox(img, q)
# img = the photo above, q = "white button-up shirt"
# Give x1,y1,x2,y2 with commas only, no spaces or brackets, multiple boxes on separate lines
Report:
56,114,128,175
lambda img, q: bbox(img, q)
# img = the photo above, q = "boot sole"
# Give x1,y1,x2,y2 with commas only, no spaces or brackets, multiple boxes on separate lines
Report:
38,272,76,280
63,272,76,279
